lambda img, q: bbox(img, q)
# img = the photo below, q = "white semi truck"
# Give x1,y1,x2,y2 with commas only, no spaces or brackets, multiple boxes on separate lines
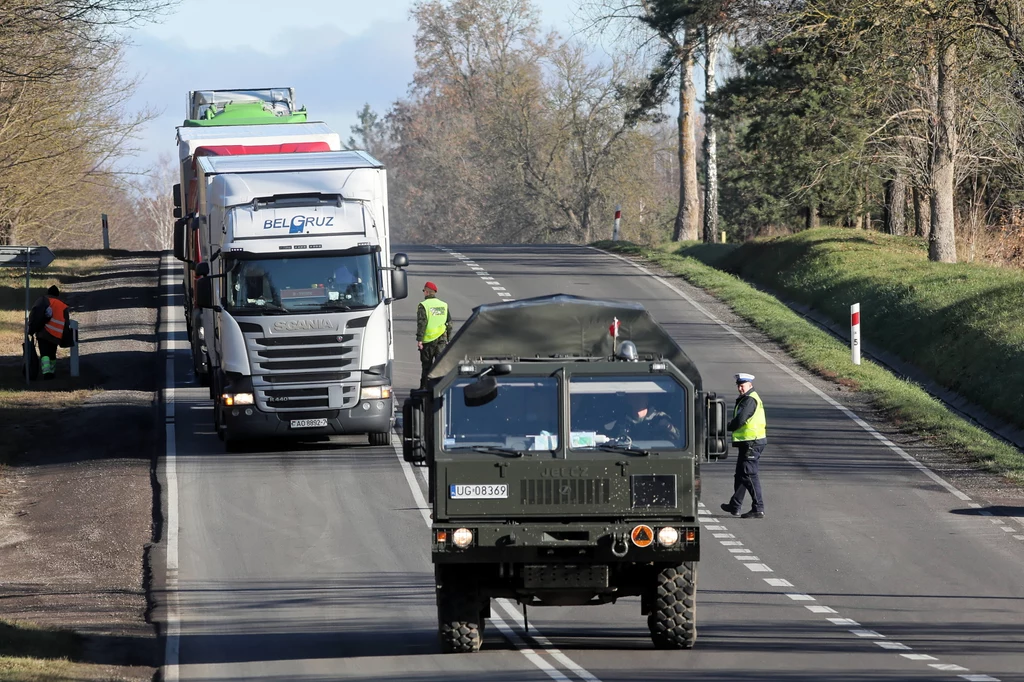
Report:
179,151,409,450
172,87,342,385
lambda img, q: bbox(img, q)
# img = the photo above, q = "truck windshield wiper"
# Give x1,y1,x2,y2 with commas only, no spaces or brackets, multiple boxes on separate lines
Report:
231,303,289,314
591,443,650,457
449,445,528,458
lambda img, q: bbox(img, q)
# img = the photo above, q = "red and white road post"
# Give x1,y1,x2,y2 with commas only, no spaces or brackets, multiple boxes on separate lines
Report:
612,205,621,241
851,303,861,365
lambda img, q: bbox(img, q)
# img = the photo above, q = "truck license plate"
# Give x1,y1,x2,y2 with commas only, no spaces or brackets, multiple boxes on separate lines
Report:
290,418,328,429
450,484,508,499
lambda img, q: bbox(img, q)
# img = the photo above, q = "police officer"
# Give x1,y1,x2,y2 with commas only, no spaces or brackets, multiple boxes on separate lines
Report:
417,281,453,389
721,372,766,519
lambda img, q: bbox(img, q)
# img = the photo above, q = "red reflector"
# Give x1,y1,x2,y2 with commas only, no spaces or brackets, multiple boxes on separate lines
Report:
851,312,861,325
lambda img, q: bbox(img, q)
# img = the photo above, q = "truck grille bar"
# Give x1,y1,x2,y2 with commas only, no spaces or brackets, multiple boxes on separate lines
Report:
520,478,612,506
239,323,365,411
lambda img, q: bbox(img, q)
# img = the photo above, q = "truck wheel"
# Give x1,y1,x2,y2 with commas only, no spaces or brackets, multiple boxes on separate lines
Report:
368,431,390,446
437,588,484,653
648,562,697,649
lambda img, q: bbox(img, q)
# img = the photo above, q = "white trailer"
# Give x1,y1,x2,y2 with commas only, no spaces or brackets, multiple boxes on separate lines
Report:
186,151,409,450
172,122,343,383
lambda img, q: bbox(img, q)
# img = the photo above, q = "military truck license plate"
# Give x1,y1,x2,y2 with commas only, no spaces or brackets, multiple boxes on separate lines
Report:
290,418,328,429
450,484,509,499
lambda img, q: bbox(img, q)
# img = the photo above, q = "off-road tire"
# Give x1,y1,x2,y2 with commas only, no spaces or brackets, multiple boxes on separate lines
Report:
368,431,390,447
437,589,484,653
648,563,697,649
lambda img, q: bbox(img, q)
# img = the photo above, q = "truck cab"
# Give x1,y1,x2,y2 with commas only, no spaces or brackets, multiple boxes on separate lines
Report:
188,151,408,450
402,295,729,652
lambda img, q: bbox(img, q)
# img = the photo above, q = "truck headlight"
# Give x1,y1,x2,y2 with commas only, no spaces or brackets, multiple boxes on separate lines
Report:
657,526,680,547
452,527,474,548
360,385,392,400
223,393,254,406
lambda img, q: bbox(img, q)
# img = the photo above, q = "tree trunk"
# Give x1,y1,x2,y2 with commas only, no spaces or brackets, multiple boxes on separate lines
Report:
702,28,720,244
884,173,907,235
805,201,820,230
913,186,931,237
928,38,957,262
673,46,700,242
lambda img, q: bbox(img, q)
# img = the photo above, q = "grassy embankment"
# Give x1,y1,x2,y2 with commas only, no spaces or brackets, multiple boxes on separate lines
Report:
0,253,120,680
595,227,1024,482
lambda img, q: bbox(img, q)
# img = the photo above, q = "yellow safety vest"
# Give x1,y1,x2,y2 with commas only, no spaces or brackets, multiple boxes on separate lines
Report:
420,298,449,343
732,390,766,442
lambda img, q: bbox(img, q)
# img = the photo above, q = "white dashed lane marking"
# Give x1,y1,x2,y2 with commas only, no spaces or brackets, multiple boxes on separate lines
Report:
696,502,1002,681
439,247,515,301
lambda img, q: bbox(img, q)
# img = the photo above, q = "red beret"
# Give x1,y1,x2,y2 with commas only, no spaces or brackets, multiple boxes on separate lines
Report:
424,281,438,292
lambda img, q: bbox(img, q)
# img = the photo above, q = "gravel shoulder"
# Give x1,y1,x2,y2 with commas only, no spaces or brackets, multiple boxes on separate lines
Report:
0,252,162,680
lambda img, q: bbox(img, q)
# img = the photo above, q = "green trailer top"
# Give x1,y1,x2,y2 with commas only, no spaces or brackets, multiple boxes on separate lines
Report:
182,100,309,127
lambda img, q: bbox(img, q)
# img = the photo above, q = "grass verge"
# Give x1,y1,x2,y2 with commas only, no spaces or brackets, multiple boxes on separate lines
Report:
0,252,109,462
593,238,1024,483
0,620,129,682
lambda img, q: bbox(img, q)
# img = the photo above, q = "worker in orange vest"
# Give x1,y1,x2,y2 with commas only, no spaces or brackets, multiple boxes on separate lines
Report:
29,285,69,380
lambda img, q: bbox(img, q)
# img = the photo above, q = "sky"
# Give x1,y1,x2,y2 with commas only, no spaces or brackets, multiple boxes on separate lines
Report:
122,0,586,171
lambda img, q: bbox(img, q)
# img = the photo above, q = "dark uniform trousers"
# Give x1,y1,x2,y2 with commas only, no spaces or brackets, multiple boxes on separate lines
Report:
728,440,765,513
420,338,447,389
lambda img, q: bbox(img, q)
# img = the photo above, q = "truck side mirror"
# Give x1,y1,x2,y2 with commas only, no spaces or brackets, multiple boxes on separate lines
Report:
172,184,182,218
464,375,498,407
402,394,427,464
195,276,213,310
390,268,408,301
173,217,188,262
705,393,728,460
393,252,409,267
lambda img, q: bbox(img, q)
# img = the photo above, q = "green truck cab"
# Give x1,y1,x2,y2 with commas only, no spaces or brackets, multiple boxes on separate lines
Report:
402,295,729,652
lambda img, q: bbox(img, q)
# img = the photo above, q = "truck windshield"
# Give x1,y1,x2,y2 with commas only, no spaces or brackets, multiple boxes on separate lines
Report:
569,376,686,451
443,377,559,452
224,254,380,313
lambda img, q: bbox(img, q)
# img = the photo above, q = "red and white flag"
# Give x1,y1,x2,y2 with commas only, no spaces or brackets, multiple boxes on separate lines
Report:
609,317,620,340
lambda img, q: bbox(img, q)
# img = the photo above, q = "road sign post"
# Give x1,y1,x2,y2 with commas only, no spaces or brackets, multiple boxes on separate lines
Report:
851,303,861,365
102,214,110,251
0,247,56,386
612,205,621,242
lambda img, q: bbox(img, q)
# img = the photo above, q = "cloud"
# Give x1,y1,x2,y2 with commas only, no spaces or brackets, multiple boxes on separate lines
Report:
119,18,416,170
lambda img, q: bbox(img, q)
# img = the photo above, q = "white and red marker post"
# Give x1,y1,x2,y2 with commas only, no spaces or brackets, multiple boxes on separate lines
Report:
609,317,620,352
612,205,621,241
851,303,861,365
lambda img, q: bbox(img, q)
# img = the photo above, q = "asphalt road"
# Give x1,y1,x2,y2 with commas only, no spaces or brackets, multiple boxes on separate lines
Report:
156,246,1024,682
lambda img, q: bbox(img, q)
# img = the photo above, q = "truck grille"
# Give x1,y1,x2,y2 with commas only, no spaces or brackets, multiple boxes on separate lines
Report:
520,478,612,506
238,322,364,411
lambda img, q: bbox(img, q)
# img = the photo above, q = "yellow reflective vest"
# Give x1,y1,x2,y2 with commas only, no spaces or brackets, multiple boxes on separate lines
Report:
732,391,766,442
420,298,449,343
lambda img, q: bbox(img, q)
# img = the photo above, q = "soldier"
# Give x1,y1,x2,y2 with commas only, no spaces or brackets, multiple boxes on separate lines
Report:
417,281,453,389
609,392,680,443
721,372,766,519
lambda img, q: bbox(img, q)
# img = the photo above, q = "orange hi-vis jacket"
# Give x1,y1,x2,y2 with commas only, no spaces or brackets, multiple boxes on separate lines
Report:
43,297,67,340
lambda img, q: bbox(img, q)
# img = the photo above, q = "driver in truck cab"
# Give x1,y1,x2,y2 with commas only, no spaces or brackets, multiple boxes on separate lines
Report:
606,391,680,443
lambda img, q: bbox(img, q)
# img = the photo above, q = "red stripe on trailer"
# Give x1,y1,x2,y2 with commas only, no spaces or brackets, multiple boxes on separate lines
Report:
194,142,332,157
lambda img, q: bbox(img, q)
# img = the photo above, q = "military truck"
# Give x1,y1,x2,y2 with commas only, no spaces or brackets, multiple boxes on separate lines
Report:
402,295,729,653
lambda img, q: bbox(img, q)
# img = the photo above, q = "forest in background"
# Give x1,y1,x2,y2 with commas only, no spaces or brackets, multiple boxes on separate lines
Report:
6,0,1024,267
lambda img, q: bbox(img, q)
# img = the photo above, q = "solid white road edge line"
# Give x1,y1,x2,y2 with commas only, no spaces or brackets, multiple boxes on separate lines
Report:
161,255,180,681
594,246,978,505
